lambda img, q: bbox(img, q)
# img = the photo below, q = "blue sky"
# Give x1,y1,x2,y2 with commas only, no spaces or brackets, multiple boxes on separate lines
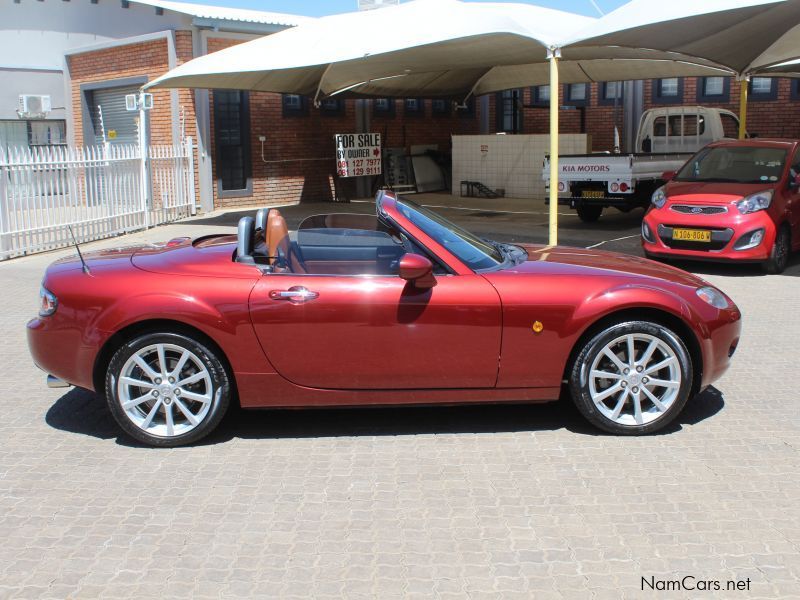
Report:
184,0,629,18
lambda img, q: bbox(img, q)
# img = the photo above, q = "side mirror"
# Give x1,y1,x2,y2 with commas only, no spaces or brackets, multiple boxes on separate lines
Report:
399,253,436,289
661,170,676,182
790,173,800,190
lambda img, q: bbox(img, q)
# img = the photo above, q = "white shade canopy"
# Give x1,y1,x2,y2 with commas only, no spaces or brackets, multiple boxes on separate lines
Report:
568,0,800,76
147,0,596,98
145,0,796,99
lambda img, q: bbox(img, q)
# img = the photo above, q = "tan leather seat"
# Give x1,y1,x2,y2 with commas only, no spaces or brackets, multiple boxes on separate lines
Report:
265,210,305,273
266,210,289,265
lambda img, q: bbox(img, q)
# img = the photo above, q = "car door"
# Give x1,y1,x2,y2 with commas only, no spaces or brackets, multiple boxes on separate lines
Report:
249,271,502,390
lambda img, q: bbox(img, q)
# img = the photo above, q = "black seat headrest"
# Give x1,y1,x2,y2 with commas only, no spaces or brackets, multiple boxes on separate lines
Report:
255,208,269,234
236,216,256,264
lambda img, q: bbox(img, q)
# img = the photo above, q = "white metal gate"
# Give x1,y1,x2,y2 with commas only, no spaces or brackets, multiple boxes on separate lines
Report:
0,138,195,260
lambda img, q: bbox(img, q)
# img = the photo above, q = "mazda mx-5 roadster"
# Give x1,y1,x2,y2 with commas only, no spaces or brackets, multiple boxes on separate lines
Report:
28,191,741,446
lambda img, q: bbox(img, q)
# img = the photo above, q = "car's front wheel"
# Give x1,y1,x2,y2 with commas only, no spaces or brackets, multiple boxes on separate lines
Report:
762,226,791,274
105,332,231,447
569,321,693,435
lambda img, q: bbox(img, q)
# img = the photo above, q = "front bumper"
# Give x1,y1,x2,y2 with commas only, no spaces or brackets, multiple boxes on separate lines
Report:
642,208,776,262
699,304,742,389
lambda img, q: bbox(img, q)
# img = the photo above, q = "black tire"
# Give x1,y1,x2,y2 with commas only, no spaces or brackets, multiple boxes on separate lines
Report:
762,226,791,274
568,321,693,435
105,332,231,447
577,205,603,223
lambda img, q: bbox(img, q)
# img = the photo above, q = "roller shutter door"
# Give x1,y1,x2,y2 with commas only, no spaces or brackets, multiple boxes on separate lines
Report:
89,85,140,145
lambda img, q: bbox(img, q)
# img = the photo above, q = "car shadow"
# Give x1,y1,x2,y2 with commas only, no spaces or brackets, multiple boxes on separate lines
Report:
556,208,648,233
663,254,800,278
44,386,725,448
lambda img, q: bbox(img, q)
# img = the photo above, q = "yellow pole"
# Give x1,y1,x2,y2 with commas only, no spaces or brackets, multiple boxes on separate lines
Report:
738,76,748,140
548,48,560,246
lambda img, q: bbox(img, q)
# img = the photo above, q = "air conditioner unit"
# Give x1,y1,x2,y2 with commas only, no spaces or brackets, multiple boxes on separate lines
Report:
18,94,52,118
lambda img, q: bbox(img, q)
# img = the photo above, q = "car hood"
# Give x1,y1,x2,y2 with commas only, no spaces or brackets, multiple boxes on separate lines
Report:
665,180,775,204
507,244,706,287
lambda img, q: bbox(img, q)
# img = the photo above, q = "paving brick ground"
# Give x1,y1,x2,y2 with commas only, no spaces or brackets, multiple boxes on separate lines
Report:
0,198,798,599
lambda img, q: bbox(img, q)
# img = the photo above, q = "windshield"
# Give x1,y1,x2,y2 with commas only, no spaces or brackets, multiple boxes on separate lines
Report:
676,145,787,184
393,197,504,270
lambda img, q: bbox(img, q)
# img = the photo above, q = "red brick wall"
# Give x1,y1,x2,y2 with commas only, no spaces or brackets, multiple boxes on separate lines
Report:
206,37,481,208
643,77,800,140
68,33,202,208
485,77,800,152
68,39,176,146
173,31,201,202
486,86,625,151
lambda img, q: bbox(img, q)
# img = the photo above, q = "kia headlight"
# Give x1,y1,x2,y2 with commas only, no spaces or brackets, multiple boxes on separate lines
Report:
696,286,730,309
735,190,772,214
651,185,667,209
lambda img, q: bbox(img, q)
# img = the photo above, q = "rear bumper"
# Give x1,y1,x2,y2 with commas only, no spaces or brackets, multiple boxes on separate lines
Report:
27,317,98,391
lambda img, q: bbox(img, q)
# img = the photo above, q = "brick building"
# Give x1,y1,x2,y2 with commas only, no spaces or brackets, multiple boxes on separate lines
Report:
5,0,800,211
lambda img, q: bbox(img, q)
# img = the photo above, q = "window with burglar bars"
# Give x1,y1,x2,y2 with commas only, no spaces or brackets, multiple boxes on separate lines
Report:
697,76,730,102
496,89,522,133
213,90,251,193
749,77,777,101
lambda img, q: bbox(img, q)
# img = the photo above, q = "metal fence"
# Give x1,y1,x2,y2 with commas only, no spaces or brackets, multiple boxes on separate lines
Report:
0,138,195,260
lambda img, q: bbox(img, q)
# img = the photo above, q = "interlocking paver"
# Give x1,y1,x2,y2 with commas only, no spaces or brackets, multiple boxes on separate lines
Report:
0,216,798,599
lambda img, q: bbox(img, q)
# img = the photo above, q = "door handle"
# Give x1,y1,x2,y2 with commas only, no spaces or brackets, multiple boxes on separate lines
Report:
269,286,319,304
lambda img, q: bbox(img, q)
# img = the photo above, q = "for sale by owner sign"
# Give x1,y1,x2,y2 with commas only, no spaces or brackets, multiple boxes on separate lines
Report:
335,133,382,178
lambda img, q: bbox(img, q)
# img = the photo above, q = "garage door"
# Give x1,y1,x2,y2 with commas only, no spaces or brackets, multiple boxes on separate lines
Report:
89,85,140,145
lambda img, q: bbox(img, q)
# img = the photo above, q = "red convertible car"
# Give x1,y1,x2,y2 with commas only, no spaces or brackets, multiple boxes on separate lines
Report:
28,191,741,446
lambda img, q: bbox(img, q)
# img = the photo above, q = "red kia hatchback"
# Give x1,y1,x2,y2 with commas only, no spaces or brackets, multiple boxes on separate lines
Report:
642,139,800,273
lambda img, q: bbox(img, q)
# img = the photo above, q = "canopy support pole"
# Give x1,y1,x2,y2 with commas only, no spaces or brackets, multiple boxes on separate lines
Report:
737,75,749,140
548,47,560,246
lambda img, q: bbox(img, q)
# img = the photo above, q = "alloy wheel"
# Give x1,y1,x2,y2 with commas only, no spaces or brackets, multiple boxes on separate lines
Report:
588,333,681,426
117,343,214,438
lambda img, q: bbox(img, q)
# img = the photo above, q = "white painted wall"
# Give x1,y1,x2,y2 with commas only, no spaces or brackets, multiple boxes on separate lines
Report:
0,0,191,120
1,1,189,71
452,134,591,199
0,69,67,121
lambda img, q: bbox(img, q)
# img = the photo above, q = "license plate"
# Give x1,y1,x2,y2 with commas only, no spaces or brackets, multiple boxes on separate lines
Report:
581,190,604,198
672,228,712,242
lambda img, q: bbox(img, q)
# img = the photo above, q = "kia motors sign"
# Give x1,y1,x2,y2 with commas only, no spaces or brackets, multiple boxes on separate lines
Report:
335,133,381,178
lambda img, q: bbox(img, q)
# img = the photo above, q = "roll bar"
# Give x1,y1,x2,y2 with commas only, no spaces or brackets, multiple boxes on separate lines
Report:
236,216,256,264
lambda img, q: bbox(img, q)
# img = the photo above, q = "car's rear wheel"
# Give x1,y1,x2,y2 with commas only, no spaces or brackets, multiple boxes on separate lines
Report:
105,332,230,447
762,226,791,274
569,321,693,435
577,205,603,223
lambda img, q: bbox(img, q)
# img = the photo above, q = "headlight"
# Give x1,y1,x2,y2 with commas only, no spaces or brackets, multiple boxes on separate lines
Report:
696,286,729,309
735,190,772,214
39,285,58,317
651,186,667,209
641,220,655,243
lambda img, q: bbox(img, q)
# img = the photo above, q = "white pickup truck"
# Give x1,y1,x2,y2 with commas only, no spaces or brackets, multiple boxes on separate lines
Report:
542,106,742,222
